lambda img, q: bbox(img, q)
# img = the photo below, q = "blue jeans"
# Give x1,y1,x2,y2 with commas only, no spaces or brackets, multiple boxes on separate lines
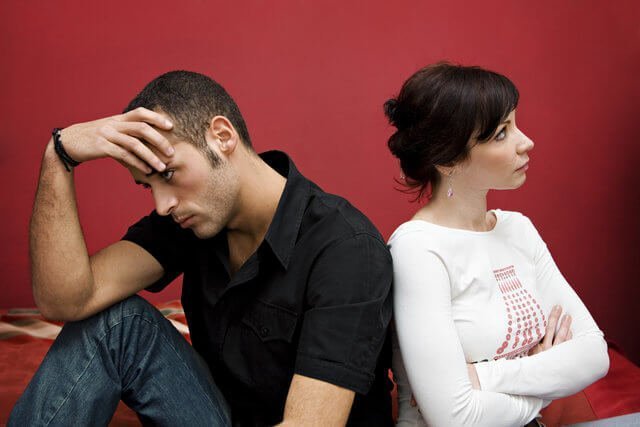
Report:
8,295,231,426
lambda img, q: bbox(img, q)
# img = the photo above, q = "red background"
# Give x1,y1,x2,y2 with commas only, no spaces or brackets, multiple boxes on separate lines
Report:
1,1,638,363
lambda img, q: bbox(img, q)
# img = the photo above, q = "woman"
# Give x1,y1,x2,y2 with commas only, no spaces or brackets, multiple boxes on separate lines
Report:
386,63,609,427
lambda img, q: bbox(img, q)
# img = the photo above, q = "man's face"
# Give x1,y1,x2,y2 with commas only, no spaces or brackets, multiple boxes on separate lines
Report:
129,138,240,239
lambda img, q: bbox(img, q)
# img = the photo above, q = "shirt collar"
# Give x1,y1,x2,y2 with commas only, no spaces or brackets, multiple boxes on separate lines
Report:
260,150,311,270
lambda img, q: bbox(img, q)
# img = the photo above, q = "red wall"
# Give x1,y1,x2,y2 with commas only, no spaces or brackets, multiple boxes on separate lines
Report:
1,1,638,363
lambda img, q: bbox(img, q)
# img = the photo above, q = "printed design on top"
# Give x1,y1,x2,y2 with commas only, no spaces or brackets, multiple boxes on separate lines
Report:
493,265,546,359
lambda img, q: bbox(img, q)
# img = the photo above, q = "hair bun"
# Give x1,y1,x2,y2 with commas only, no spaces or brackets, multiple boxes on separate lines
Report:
384,98,399,124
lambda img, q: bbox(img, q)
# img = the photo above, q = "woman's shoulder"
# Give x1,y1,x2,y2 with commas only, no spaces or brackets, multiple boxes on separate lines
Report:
388,219,442,245
387,217,481,260
493,209,537,233
493,208,524,222
386,221,444,258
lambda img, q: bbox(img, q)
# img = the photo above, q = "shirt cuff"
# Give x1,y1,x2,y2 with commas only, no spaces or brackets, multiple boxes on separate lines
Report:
295,353,375,395
474,359,504,392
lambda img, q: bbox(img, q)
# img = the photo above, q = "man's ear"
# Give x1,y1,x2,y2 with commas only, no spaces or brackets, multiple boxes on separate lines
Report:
207,115,239,155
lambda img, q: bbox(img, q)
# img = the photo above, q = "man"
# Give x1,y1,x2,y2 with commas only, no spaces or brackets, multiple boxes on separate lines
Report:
10,71,393,426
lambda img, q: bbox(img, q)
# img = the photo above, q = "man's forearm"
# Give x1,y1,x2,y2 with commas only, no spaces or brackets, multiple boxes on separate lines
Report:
30,140,94,319
278,374,354,426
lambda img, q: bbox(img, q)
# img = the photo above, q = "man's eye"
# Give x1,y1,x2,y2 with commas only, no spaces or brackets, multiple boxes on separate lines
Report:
142,183,151,190
160,170,174,181
495,127,507,141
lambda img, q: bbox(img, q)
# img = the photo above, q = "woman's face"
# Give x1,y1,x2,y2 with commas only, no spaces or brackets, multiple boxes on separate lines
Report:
456,110,534,191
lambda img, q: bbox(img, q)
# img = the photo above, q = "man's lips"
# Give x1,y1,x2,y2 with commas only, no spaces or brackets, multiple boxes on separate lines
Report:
175,215,195,227
516,161,529,172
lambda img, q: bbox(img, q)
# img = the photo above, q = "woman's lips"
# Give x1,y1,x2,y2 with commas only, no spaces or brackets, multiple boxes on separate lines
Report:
516,162,529,172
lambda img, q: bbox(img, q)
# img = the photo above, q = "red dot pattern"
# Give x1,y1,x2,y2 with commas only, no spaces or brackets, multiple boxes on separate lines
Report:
493,265,546,359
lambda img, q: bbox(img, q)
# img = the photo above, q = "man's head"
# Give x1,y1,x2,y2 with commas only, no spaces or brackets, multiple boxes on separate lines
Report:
124,70,253,165
124,71,255,238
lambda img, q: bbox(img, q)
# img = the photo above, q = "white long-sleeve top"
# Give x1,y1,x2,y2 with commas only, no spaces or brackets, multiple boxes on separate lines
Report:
390,209,609,427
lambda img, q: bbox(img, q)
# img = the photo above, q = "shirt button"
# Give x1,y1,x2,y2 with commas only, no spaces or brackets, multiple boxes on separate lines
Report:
260,326,270,337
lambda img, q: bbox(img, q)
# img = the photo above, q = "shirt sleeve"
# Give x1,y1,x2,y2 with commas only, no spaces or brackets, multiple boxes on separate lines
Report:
391,231,544,427
474,216,609,400
294,233,393,395
121,210,192,292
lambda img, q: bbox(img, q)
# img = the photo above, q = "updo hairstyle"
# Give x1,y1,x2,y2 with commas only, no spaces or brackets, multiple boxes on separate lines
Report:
384,62,519,198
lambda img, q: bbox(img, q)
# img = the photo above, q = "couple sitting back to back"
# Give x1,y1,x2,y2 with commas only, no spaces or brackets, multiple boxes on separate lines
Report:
10,63,608,427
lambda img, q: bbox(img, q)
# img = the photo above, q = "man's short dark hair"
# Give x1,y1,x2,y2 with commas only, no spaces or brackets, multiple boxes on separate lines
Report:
125,71,253,159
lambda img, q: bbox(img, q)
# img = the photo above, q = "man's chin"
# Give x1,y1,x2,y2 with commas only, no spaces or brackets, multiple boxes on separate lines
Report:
191,225,219,240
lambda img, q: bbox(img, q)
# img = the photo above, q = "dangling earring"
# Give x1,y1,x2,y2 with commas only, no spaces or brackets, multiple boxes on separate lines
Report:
447,171,454,198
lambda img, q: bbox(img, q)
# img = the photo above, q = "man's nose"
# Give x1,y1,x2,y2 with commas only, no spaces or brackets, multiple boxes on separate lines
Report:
153,188,178,216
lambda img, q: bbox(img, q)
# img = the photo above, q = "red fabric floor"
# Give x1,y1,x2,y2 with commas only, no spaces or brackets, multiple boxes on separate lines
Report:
1,302,638,426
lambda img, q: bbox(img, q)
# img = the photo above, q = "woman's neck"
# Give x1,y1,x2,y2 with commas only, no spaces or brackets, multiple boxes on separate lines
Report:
413,181,495,232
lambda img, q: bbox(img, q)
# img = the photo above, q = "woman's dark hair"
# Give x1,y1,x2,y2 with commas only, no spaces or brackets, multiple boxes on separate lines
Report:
384,62,519,199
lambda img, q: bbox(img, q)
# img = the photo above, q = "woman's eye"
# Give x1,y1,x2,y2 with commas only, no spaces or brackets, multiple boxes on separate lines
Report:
160,169,174,181
495,127,507,141
142,183,151,190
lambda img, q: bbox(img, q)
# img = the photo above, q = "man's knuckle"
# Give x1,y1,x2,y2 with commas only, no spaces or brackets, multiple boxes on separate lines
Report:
97,137,111,150
98,124,111,137
105,144,121,157
134,146,148,159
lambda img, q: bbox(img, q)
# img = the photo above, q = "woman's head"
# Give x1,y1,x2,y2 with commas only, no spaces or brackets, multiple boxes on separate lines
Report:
385,62,524,198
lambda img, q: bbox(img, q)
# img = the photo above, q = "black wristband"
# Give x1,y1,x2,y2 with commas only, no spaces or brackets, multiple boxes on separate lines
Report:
52,128,80,172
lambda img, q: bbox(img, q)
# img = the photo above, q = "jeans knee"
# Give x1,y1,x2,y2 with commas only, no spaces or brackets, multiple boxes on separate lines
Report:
65,295,161,334
116,294,152,312
109,294,162,322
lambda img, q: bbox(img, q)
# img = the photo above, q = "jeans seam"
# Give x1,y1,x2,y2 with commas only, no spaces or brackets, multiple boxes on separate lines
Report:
46,312,227,426
44,341,102,426
152,319,228,426
116,313,227,425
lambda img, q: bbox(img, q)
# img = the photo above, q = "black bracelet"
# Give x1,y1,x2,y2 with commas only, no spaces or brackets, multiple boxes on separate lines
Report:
52,128,80,172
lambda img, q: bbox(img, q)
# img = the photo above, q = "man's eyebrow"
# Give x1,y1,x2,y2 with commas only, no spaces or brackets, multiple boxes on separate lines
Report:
134,160,173,184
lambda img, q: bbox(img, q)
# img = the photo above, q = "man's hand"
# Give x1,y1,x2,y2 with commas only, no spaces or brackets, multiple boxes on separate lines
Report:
59,107,175,173
529,305,573,356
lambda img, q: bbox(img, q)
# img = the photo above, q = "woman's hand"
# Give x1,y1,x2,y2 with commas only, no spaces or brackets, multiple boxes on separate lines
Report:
467,363,481,390
529,305,573,356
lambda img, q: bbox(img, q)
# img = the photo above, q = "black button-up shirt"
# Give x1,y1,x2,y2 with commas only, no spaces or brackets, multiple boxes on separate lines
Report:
123,151,393,426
